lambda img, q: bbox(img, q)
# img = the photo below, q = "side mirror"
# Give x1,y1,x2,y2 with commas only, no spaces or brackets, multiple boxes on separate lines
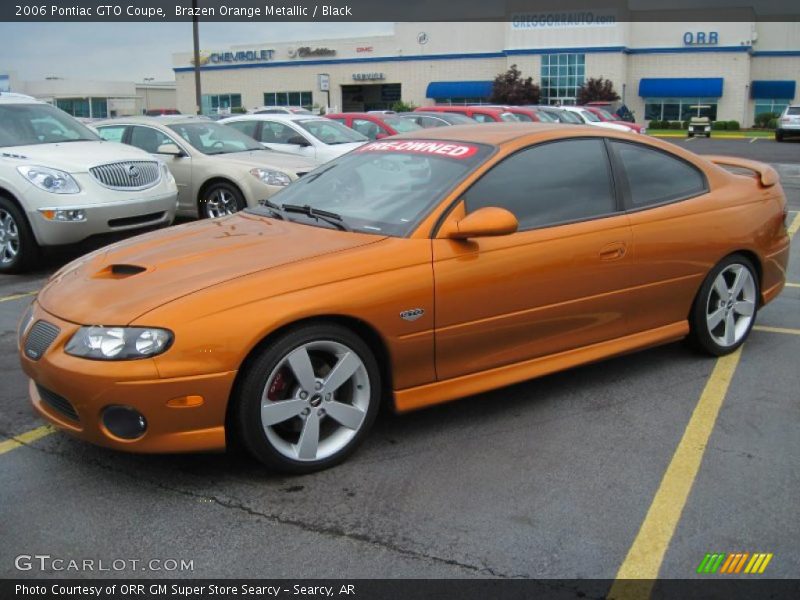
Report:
287,135,311,147
156,143,183,156
446,207,518,239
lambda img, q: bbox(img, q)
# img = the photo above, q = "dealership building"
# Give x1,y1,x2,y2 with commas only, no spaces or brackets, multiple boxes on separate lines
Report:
173,20,799,126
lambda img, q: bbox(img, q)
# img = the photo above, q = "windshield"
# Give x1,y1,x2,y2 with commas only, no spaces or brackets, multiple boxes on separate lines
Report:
500,112,519,122
382,116,423,133
167,122,263,155
0,103,100,148
594,108,617,121
532,110,557,123
787,107,800,115
295,119,368,145
552,110,582,124
577,109,600,122
249,139,494,236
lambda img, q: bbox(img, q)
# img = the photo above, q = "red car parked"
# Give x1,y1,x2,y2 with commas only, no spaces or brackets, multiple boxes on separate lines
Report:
325,112,422,140
582,105,646,134
414,106,518,123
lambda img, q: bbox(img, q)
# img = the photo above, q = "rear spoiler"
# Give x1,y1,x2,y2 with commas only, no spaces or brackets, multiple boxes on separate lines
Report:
704,155,779,187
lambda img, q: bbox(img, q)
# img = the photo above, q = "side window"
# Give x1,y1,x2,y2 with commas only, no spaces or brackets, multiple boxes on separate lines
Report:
472,113,492,123
463,139,617,230
226,120,258,139
97,125,126,143
610,141,707,208
259,122,297,144
417,116,440,128
129,126,174,154
352,119,380,140
328,118,347,125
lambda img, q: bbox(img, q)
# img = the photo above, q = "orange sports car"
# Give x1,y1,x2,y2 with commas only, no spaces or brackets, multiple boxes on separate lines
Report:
18,124,790,473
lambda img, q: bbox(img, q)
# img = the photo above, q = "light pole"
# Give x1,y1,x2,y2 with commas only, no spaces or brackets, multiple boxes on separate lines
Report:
192,0,202,115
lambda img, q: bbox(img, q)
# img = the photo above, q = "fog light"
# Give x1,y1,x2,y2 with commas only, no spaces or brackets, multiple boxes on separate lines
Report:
102,405,147,439
39,208,87,222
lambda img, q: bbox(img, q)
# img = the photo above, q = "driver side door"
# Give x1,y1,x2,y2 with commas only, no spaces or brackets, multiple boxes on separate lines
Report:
432,137,635,381
257,121,317,161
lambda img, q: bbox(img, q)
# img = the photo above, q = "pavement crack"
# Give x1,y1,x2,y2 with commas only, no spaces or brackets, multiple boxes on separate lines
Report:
16,438,523,578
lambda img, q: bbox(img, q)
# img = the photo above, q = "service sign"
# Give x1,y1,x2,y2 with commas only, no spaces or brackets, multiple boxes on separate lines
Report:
357,140,480,159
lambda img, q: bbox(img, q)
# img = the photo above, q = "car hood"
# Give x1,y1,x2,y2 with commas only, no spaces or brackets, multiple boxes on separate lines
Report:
38,213,385,325
213,150,318,172
320,142,366,156
5,141,155,173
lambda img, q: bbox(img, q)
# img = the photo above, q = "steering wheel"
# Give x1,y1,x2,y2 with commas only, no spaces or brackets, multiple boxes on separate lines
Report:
328,174,364,206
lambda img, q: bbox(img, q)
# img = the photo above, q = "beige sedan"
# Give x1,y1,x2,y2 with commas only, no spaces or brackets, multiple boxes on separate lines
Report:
95,116,319,219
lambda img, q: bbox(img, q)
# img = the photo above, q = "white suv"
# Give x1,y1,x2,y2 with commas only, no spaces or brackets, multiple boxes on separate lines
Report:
775,104,800,142
0,93,178,273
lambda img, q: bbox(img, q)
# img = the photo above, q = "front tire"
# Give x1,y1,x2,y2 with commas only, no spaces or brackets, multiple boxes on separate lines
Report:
199,182,245,219
0,196,39,274
234,324,381,473
689,255,759,356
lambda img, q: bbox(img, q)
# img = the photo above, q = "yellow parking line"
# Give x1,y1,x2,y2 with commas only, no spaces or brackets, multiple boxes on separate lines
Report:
608,348,743,599
754,325,800,336
788,212,800,238
0,425,55,455
0,291,37,303
786,283,800,288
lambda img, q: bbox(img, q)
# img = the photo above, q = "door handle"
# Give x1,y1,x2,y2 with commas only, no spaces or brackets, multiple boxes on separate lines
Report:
599,242,627,261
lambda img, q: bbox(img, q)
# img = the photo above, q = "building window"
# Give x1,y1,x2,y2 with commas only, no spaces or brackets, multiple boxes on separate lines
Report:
263,91,313,109
754,99,790,121
644,98,718,122
434,97,488,106
55,97,107,119
540,53,585,105
201,93,242,115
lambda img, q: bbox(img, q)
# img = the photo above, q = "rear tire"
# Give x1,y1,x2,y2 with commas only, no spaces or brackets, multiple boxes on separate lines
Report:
688,255,759,356
0,196,39,274
775,130,784,142
234,323,381,473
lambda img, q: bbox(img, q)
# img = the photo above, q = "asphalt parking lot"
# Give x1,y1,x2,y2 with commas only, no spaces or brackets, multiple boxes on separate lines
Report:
0,137,798,583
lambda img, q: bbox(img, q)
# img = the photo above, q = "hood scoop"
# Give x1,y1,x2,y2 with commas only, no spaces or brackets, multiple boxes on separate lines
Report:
94,264,149,279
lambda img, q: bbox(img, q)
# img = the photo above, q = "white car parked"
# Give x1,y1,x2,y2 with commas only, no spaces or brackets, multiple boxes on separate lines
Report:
558,106,636,133
221,114,368,163
0,93,178,273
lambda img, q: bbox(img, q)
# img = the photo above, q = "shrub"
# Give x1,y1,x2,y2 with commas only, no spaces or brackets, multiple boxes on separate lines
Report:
711,121,727,130
767,118,778,129
391,100,417,113
726,120,740,131
230,106,246,114
669,121,683,130
754,112,779,128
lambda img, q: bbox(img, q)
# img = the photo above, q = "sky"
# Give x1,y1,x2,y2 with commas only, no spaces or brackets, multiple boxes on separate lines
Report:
0,22,394,83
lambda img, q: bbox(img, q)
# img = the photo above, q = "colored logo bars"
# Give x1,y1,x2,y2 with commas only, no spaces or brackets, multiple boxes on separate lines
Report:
697,552,774,574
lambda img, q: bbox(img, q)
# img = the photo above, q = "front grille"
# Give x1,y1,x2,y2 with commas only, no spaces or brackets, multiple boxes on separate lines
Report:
89,161,161,190
24,320,60,361
108,211,166,229
36,384,79,422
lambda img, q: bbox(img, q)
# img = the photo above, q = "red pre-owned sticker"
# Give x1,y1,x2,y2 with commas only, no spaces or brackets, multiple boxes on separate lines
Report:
356,140,479,159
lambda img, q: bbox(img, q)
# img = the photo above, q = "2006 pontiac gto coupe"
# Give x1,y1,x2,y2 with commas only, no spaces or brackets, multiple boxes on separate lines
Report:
19,124,790,472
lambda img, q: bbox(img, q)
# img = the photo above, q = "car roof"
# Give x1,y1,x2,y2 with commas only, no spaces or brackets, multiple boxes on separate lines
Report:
326,112,389,119
224,113,324,122
388,122,590,145
0,92,45,105
94,116,211,126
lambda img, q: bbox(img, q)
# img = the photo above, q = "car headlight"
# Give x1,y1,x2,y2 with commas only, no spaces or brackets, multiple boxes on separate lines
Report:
65,326,173,360
17,166,80,194
18,302,35,342
250,168,291,187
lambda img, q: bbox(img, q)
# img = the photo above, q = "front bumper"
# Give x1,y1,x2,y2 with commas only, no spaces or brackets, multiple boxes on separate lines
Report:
27,190,177,247
19,304,235,453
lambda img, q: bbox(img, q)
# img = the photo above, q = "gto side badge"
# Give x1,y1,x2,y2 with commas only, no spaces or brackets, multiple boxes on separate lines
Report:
400,308,424,322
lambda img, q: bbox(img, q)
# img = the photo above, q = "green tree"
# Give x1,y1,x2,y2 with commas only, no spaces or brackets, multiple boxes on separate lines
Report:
490,64,540,105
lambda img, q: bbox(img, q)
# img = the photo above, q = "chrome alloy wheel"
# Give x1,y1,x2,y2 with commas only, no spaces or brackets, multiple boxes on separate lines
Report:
260,340,370,462
705,263,757,348
204,188,239,218
0,208,20,265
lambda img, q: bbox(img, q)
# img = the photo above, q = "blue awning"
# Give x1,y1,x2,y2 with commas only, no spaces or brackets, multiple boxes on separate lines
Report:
751,80,796,99
639,78,724,98
426,81,493,99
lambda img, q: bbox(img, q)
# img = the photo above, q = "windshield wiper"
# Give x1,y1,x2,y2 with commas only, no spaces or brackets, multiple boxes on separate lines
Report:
281,204,351,232
256,199,286,220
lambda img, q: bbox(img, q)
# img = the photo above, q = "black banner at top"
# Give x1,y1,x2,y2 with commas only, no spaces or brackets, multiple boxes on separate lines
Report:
3,0,800,22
